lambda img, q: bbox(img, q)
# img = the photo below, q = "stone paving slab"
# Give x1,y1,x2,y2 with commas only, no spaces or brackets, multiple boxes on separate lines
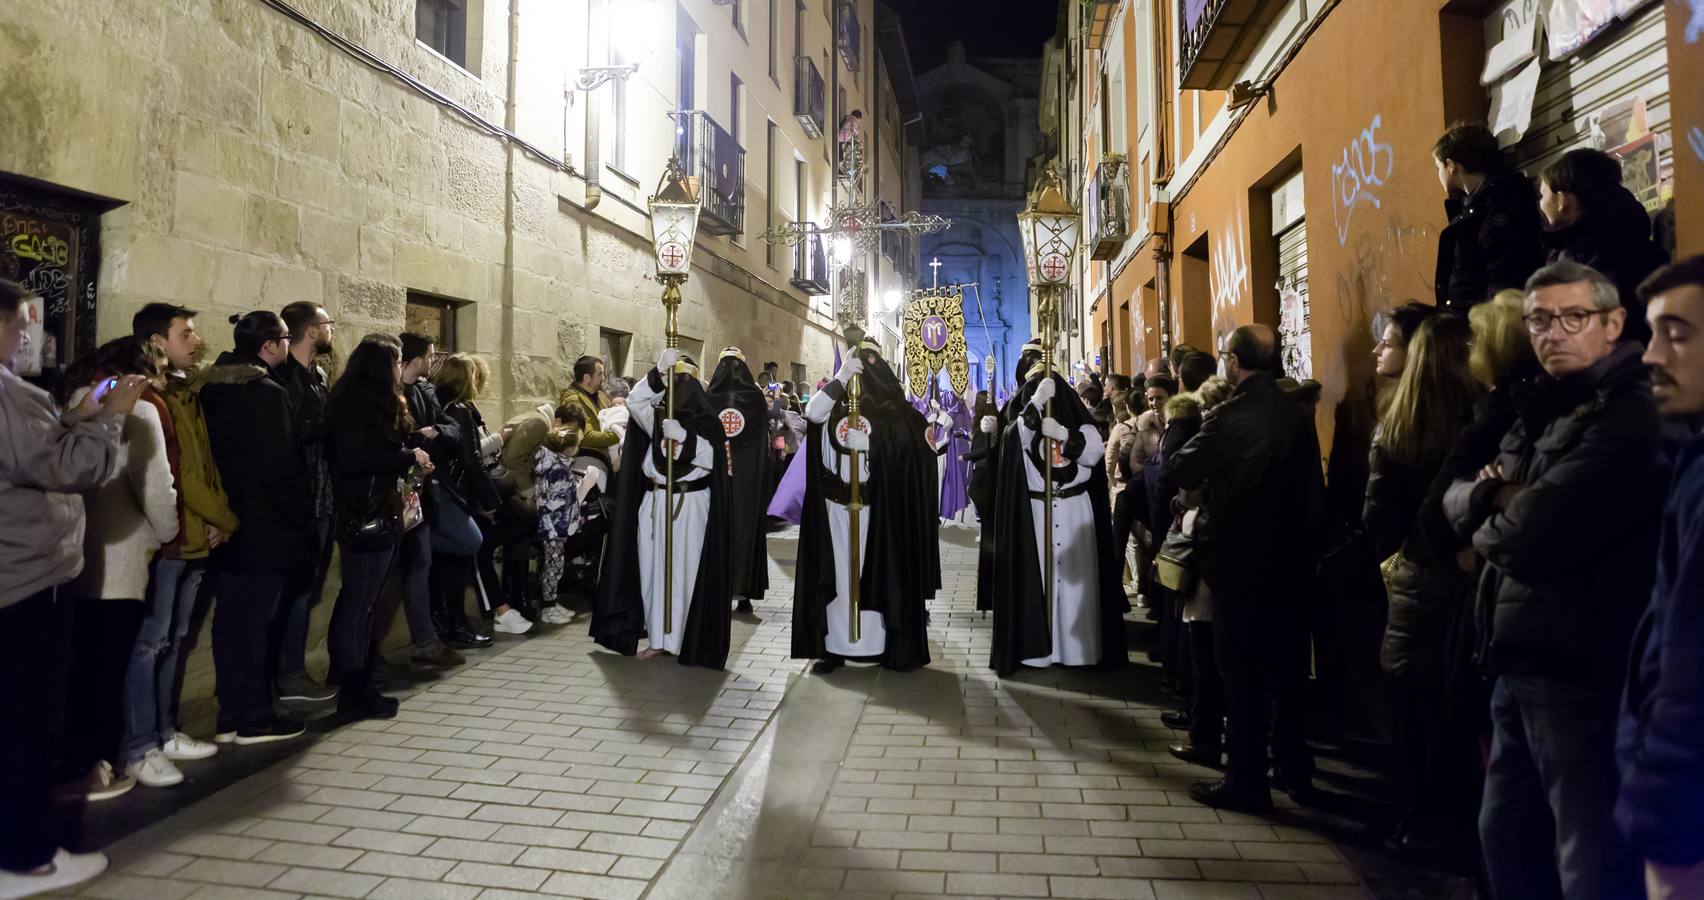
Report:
62,525,1389,899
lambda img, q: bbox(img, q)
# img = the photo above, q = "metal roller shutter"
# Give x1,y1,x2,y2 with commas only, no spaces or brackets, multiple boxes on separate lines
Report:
1485,1,1672,213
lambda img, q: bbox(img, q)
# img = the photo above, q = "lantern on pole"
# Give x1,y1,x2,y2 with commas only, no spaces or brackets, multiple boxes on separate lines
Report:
1015,164,1081,623
647,157,702,636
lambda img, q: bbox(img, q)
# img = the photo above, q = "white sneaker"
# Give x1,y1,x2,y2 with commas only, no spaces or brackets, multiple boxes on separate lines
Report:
162,732,218,761
539,605,572,626
127,749,185,788
0,848,109,899
214,731,237,744
493,608,534,635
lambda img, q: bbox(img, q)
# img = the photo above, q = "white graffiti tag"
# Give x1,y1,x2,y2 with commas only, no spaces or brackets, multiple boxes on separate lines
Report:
1687,0,1703,43
1331,114,1395,246
1210,214,1249,333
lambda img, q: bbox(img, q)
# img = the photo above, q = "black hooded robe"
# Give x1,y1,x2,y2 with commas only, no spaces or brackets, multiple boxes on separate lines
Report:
791,356,940,671
988,374,1129,677
708,356,772,601
590,368,733,669
975,351,1044,613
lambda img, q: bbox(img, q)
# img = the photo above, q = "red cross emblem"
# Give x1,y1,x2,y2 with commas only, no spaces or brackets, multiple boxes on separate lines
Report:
1040,253,1068,281
720,408,745,438
660,242,686,269
925,424,936,446
1050,438,1066,467
836,415,870,444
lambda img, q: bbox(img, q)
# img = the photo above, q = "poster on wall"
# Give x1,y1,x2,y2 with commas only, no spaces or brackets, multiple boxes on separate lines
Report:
1277,278,1313,382
1546,0,1657,59
15,295,45,376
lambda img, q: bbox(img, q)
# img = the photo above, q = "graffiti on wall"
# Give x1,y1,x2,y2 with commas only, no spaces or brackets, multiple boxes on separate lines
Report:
1689,126,1704,162
1334,212,1437,328
1689,0,1704,43
1210,213,1249,346
1330,114,1395,246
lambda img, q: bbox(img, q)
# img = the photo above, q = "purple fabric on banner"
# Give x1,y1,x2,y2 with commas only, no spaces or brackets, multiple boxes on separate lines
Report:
767,446,809,524
1185,0,1209,29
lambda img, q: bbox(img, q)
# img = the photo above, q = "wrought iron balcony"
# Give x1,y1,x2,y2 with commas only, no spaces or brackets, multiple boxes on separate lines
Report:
837,0,861,73
791,231,830,294
674,110,746,236
1179,0,1284,90
1088,159,1129,261
794,55,825,139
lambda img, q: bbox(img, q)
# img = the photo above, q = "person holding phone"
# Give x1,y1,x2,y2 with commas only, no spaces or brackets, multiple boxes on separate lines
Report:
0,279,141,898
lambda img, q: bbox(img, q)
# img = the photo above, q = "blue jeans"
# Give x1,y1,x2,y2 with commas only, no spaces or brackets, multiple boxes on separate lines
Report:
1480,675,1641,900
397,522,440,648
430,487,483,555
277,516,333,680
329,543,398,677
211,570,287,733
123,558,205,763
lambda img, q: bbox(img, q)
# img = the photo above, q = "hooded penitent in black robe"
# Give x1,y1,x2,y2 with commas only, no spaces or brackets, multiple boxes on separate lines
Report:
976,348,1045,613
590,367,733,669
708,354,772,601
988,372,1129,677
792,353,940,670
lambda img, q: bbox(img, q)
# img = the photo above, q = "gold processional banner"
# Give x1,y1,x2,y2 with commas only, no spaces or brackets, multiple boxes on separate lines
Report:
901,287,969,398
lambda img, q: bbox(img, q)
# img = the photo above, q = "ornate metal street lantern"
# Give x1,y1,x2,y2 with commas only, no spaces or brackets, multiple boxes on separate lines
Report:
647,157,701,635
1015,164,1081,622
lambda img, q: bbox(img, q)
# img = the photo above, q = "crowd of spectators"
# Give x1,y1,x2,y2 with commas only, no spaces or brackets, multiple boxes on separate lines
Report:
1095,123,1702,900
0,283,657,896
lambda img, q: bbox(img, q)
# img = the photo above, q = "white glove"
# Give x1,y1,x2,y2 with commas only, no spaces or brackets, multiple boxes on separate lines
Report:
1030,377,1056,410
835,355,863,384
845,428,871,452
936,411,954,428
980,415,997,435
657,347,681,373
661,419,687,444
1040,418,1069,442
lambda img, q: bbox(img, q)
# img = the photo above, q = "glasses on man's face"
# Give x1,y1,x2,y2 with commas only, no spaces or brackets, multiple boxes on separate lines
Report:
1523,308,1607,336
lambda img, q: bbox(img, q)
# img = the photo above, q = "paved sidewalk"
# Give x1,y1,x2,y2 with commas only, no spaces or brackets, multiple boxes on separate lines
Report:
64,525,1383,899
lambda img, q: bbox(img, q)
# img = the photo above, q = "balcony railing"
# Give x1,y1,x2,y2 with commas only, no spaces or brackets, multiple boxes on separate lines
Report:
791,231,830,294
837,0,861,73
794,55,825,139
1088,159,1129,261
675,110,746,236
1179,0,1283,90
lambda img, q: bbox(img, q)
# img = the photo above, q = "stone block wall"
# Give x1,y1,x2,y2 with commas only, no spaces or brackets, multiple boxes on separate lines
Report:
1,0,844,727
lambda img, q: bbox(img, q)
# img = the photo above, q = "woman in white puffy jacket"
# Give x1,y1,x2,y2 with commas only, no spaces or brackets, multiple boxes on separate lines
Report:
58,338,180,800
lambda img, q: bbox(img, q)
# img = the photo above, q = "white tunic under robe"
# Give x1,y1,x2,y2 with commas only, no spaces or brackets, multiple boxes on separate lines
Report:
806,389,886,658
1019,419,1105,668
628,377,713,655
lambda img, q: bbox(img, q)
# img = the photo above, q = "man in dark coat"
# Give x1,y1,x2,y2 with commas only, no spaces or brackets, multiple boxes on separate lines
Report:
986,368,1128,677
1161,325,1325,812
792,341,939,672
1538,148,1669,346
707,348,771,613
591,351,732,669
1432,123,1546,313
198,311,311,744
1444,261,1665,900
1615,256,1704,898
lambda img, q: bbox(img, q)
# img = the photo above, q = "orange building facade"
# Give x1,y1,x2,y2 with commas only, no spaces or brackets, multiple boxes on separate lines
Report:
1053,0,1701,457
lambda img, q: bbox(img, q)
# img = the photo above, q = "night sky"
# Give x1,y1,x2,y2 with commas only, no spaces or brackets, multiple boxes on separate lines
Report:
893,0,1059,68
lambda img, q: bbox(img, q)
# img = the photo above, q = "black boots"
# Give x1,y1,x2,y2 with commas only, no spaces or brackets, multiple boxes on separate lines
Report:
338,670,399,721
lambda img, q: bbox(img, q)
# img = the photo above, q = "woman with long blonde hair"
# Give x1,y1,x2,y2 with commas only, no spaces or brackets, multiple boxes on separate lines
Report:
1363,311,1482,856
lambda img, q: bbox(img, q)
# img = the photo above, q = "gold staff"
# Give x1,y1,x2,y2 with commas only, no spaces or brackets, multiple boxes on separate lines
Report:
843,329,866,643
646,158,702,638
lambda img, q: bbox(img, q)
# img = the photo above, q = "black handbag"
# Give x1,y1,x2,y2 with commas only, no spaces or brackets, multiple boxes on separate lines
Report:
336,473,417,551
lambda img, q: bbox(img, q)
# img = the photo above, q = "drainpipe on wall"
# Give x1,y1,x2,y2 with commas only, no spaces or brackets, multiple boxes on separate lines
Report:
501,0,521,416
582,0,603,210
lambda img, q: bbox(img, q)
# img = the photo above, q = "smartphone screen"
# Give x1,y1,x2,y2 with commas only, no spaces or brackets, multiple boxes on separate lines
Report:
93,377,120,403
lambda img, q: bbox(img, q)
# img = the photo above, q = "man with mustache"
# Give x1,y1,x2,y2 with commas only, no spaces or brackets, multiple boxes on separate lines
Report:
1615,255,1704,900
1445,260,1665,900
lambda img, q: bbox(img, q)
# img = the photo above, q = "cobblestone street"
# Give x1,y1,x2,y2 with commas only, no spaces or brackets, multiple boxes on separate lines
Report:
62,526,1388,900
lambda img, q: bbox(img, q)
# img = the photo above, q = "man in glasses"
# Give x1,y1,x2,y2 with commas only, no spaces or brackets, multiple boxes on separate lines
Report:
199,311,314,745
1445,259,1665,900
